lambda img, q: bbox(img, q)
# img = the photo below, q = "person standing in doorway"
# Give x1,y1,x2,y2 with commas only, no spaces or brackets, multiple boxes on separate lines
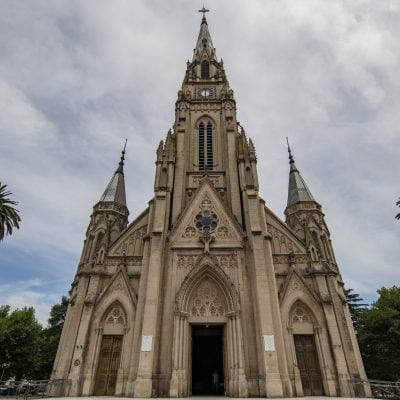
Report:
212,370,219,393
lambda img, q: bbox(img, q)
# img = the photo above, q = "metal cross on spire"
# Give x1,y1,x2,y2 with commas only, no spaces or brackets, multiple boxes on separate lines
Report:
198,5,210,18
116,138,128,174
286,137,295,165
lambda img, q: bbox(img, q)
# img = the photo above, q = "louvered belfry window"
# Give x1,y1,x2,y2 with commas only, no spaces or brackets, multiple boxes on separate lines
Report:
198,121,213,171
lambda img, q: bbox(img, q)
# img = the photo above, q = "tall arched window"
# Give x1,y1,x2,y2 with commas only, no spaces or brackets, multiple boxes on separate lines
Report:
206,122,213,169
199,122,205,170
198,121,213,171
201,60,209,79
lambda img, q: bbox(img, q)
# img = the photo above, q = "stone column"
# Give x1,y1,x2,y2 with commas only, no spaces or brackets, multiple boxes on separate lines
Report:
235,315,249,397
181,316,189,396
81,327,103,396
178,315,184,396
134,190,169,397
227,315,235,396
169,315,180,397
133,233,165,397
68,275,100,396
314,327,336,396
315,276,351,396
288,329,303,397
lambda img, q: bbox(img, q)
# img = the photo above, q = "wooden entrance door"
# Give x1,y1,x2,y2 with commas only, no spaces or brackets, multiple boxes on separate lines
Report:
294,335,323,396
94,335,123,395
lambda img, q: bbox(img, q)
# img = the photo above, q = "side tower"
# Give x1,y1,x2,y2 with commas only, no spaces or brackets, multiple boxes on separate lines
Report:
282,142,370,396
52,11,370,399
51,146,131,396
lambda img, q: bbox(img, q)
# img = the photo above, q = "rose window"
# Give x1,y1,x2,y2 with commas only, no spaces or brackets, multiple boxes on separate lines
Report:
195,210,218,232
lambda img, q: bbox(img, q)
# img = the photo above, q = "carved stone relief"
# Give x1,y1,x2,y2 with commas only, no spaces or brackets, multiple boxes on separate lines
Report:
107,256,142,267
291,304,311,324
112,278,124,291
273,254,310,265
189,173,224,189
267,224,300,254
189,279,226,317
114,226,147,256
177,255,200,270
291,281,300,291
105,305,125,325
216,254,237,269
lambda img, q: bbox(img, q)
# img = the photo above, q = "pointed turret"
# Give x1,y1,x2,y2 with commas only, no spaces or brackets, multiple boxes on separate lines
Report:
79,142,130,266
284,140,337,266
286,139,315,207
99,141,127,206
193,9,216,61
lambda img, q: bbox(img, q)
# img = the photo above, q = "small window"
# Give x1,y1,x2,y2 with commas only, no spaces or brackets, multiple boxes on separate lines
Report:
201,60,209,79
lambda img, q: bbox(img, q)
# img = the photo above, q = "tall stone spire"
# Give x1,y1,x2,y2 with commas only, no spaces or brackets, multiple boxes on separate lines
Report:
286,138,315,207
193,7,215,60
99,140,127,206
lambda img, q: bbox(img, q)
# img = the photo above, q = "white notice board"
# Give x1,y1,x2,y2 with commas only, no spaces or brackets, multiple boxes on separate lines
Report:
263,335,275,352
141,335,153,352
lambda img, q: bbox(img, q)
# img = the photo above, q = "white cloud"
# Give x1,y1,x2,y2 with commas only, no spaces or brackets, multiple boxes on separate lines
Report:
0,0,398,309
0,279,61,326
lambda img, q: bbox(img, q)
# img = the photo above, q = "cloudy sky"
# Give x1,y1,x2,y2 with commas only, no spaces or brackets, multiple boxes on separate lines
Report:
0,0,399,325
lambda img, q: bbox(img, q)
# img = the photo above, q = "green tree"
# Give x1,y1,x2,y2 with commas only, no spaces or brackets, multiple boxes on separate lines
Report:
37,296,69,378
345,288,368,330
0,307,42,379
0,183,21,241
0,305,10,319
357,286,400,381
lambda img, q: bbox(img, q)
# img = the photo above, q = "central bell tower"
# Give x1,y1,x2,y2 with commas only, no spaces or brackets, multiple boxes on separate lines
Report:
170,11,244,226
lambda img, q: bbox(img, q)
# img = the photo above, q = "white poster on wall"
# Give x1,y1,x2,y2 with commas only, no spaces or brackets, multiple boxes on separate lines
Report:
141,335,153,352
263,335,275,352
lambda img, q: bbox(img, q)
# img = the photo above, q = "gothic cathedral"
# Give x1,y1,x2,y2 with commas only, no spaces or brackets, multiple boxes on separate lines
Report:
51,13,370,398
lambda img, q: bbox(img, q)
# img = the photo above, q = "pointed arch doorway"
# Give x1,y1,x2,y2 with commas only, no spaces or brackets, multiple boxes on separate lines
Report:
169,264,248,397
93,303,127,396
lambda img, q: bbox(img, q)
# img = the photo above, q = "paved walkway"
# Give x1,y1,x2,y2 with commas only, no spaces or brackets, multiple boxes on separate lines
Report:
60,397,374,400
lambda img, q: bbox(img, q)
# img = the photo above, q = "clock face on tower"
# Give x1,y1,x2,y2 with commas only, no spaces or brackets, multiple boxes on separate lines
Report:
198,88,212,99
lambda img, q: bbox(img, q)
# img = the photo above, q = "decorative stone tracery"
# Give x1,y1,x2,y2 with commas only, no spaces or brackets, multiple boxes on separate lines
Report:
106,305,125,325
180,194,235,240
291,305,311,324
189,279,226,317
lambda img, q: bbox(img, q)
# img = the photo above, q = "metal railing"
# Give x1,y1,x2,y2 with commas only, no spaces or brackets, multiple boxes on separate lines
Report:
351,379,400,399
0,379,70,398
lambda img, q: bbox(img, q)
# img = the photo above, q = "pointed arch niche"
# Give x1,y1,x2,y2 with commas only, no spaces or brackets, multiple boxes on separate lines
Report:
81,277,137,397
169,263,247,397
90,302,129,396
287,300,326,396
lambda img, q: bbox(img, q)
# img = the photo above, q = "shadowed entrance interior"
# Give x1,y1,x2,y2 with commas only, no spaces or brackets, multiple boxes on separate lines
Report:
192,325,224,395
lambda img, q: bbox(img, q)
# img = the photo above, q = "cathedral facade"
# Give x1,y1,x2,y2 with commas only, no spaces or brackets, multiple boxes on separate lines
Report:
51,14,370,398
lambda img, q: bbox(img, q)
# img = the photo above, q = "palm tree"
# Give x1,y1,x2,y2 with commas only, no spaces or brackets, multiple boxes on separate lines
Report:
396,198,400,220
0,183,21,240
